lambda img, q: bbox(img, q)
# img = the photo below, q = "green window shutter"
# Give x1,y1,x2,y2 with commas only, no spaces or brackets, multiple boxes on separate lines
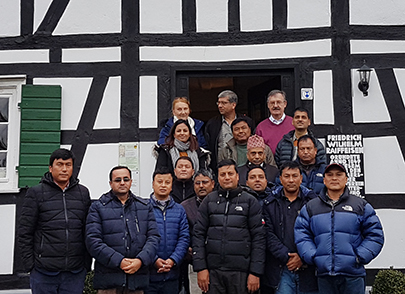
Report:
18,85,61,188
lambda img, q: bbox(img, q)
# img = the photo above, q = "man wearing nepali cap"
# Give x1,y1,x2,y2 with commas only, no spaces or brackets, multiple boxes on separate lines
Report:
238,134,278,186
294,163,384,294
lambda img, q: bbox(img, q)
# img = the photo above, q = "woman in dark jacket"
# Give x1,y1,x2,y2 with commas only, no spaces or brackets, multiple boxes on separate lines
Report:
155,119,210,174
158,97,207,148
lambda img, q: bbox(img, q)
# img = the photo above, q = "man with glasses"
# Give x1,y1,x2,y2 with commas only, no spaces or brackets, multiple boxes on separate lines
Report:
86,166,160,294
205,90,254,172
256,90,295,155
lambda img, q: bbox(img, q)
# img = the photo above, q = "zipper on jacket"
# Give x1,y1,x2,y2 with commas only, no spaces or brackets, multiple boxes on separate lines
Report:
62,192,69,269
221,191,230,263
135,216,140,233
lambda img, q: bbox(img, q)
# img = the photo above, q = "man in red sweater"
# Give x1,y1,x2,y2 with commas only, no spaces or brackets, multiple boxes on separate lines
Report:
255,90,294,154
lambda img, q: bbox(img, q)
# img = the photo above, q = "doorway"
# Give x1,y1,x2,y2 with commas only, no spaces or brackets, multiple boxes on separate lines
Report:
175,68,296,127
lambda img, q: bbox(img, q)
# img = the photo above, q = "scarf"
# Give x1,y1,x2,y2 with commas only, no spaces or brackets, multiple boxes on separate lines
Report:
170,139,200,172
152,194,170,211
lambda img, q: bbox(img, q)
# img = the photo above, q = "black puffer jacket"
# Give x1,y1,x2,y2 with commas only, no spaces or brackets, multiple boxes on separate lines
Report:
18,172,91,272
192,187,265,276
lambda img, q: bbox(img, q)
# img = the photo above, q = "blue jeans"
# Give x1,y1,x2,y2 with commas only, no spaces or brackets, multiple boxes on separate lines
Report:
318,275,365,294
276,268,318,294
30,267,86,294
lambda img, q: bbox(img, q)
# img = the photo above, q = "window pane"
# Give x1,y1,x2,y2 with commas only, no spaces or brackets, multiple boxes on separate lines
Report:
0,152,6,178
0,98,8,122
0,125,7,150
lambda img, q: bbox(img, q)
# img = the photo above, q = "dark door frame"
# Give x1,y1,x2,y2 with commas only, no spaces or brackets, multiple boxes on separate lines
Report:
170,62,301,122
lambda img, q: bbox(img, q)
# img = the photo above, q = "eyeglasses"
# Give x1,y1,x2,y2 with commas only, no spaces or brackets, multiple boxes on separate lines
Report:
112,177,131,183
195,180,211,185
216,101,230,106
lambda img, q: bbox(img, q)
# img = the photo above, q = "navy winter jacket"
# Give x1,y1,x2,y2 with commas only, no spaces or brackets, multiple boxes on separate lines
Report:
299,158,327,195
192,187,265,276
86,191,160,290
275,130,326,168
294,187,384,277
149,196,189,282
18,172,91,273
262,186,317,291
158,117,207,148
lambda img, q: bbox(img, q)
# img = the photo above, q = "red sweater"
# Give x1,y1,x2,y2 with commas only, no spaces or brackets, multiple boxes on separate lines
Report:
255,116,294,154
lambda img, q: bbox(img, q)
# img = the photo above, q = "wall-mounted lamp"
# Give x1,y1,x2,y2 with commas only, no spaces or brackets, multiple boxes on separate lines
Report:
357,61,372,96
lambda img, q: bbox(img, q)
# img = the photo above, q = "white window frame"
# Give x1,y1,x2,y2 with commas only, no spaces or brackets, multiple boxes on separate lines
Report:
0,76,26,193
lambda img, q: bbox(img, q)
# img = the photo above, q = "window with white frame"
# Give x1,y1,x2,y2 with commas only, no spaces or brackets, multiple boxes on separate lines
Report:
0,77,25,192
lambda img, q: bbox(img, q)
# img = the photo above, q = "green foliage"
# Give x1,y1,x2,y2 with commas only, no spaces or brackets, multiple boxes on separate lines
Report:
83,270,97,294
372,267,405,294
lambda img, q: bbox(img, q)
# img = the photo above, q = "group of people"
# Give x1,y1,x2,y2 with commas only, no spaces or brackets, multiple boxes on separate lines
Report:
17,88,385,294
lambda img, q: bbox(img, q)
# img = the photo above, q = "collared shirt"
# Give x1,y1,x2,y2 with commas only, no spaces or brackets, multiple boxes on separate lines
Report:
269,113,286,125
280,191,303,252
218,115,235,155
54,180,70,192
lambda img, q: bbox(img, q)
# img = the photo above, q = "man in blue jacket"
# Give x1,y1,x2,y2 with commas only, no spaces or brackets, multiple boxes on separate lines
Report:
147,168,189,294
86,166,160,293
275,107,326,168
262,161,318,294
296,135,327,195
295,163,384,294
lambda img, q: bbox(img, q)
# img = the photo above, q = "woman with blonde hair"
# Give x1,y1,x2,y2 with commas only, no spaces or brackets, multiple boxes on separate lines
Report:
158,97,207,148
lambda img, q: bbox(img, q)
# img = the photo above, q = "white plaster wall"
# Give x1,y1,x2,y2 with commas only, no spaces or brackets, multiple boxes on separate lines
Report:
53,0,121,35
139,76,158,129
0,50,49,64
313,70,334,125
393,69,405,108
94,76,121,129
363,136,405,194
0,1,19,37
239,0,272,32
352,69,391,123
62,47,121,63
79,143,118,199
140,0,182,34
287,0,331,29
196,0,228,32
34,0,52,33
79,142,157,200
138,141,158,199
140,39,331,62
367,209,405,268
350,0,405,25
33,78,92,130
0,205,15,274
351,40,405,55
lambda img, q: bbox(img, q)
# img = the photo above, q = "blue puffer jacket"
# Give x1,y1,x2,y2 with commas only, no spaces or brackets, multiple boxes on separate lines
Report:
299,158,327,195
294,187,384,277
275,130,326,168
149,196,189,282
262,186,317,291
158,117,207,148
86,191,160,290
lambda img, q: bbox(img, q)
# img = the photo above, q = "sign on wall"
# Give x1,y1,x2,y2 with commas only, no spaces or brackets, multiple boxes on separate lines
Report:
325,134,365,197
118,143,140,195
